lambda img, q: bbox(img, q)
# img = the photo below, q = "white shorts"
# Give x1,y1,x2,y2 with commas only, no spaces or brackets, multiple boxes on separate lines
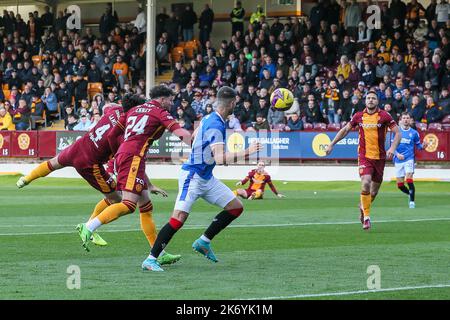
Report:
174,169,236,213
395,160,415,178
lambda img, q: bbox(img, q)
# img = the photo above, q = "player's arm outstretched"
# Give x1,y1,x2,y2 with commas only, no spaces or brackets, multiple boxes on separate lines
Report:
211,142,263,165
325,122,353,155
236,174,250,186
268,180,285,198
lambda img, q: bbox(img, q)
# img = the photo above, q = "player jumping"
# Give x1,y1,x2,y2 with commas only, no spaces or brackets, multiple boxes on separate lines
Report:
141,86,263,271
17,94,181,265
75,86,192,261
234,161,285,200
393,112,428,209
325,91,401,230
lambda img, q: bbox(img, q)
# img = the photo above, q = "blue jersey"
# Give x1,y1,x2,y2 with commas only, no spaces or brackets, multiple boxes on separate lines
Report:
393,126,423,164
182,112,226,180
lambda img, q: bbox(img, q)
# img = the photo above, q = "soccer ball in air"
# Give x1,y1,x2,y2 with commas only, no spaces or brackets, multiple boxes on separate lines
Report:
270,88,294,111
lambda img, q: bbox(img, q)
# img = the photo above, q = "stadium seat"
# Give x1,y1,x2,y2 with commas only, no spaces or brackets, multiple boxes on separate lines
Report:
171,47,185,64
184,46,196,59
415,122,428,131
313,123,327,130
88,82,103,100
303,122,313,130
327,123,341,131
428,123,443,131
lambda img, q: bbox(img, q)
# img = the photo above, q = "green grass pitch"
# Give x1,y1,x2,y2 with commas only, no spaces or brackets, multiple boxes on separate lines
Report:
0,174,449,300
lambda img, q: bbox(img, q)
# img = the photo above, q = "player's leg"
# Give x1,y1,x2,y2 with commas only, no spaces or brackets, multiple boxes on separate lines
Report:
395,162,409,196
233,188,249,199
17,156,63,188
77,190,138,251
76,154,143,251
360,174,373,229
405,160,416,208
251,189,263,200
142,170,198,271
137,192,181,265
193,177,243,262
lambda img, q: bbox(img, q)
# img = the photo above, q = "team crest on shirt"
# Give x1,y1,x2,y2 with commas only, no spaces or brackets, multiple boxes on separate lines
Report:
0,134,4,149
423,134,439,152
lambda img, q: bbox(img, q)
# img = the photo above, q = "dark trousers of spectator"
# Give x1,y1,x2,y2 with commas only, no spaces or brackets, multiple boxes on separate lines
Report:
231,22,244,36
183,28,194,41
346,26,358,40
200,28,211,46
15,122,29,130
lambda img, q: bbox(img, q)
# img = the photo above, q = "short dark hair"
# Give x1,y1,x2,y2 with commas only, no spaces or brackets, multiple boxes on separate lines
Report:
367,90,378,98
217,86,237,101
401,111,412,118
122,93,146,112
150,85,175,99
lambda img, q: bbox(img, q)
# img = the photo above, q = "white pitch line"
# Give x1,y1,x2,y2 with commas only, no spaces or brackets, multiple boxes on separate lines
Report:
0,216,449,231
241,283,450,300
0,217,449,236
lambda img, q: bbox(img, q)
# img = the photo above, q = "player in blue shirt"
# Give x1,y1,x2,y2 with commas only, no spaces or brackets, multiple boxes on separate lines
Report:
142,86,262,271
393,112,428,209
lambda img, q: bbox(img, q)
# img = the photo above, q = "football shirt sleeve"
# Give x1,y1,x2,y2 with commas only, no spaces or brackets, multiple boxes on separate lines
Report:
204,120,225,146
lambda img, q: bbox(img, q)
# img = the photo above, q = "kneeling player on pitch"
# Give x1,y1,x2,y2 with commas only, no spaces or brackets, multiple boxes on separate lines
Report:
234,161,285,200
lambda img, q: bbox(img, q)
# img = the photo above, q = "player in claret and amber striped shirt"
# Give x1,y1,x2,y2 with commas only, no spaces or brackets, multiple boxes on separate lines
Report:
234,161,285,200
326,91,401,230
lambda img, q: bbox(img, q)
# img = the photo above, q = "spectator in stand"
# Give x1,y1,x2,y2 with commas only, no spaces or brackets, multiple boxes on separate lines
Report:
99,3,118,41
181,5,197,41
344,0,362,40
12,98,30,130
267,104,286,129
322,79,341,124
199,4,214,46
408,95,425,122
436,0,450,28
285,113,304,131
41,86,58,116
422,96,444,124
252,113,269,131
112,55,129,89
87,62,102,83
30,94,45,129
305,99,322,125
300,56,318,79
227,113,242,131
73,114,91,131
406,0,426,27
0,105,15,130
230,1,245,36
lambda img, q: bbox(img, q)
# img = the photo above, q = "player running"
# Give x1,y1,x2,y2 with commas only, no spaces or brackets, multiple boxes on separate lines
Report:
17,94,181,265
233,161,285,200
393,112,428,209
75,85,192,258
325,91,401,230
141,86,263,272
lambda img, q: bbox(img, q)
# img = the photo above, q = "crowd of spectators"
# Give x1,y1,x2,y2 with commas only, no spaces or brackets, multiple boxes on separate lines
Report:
1,0,450,133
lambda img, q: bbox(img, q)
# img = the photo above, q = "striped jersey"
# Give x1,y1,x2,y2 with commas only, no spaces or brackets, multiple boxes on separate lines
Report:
115,100,180,158
350,108,396,160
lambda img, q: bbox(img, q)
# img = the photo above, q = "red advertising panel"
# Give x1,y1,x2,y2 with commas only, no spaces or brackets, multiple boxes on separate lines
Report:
38,131,57,158
416,132,450,161
0,131,12,157
10,131,38,157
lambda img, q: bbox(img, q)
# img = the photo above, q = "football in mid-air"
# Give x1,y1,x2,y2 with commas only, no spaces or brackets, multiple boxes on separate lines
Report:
270,88,294,111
